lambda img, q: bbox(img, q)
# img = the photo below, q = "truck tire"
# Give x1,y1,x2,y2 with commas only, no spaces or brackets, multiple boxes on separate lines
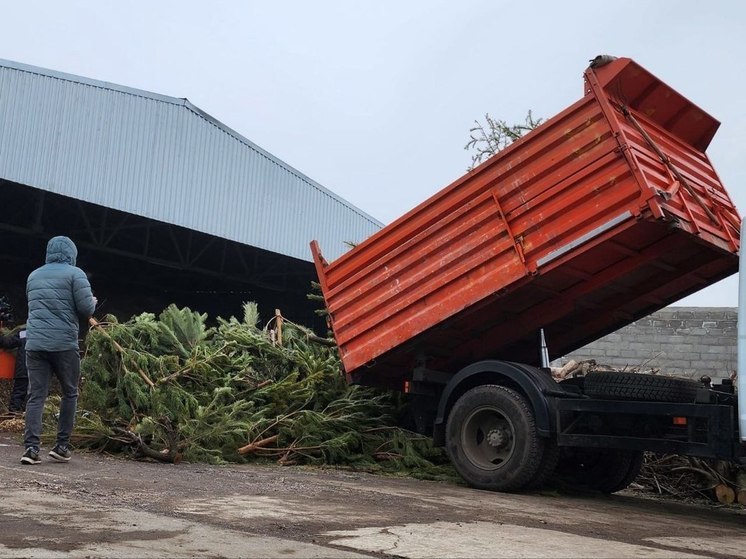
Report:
610,451,645,493
445,385,544,492
555,448,644,493
525,441,560,490
583,372,700,403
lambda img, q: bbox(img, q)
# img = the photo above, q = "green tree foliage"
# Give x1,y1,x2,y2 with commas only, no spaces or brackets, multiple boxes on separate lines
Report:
56,303,456,481
465,110,543,171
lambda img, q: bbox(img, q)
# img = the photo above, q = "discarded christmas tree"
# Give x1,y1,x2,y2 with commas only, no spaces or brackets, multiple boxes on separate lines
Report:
53,303,455,481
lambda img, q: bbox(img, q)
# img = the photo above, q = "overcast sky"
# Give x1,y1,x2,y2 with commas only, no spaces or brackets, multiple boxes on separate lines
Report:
2,1,744,305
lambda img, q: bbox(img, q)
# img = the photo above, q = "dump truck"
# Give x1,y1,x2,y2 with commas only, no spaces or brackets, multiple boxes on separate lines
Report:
311,56,745,492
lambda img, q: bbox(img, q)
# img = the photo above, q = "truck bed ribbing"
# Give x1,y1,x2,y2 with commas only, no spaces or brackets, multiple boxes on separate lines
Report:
311,57,740,388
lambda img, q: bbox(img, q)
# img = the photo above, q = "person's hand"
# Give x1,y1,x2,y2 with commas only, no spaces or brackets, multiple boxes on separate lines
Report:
92,296,98,307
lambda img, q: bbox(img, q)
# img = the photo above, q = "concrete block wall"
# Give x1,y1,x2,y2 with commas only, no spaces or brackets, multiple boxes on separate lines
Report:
551,307,737,381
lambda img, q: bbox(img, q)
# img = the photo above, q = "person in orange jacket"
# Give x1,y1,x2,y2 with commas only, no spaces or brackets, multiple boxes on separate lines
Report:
0,296,28,413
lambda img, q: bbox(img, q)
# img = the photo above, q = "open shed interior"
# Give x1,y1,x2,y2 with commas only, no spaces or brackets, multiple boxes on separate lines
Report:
0,178,324,331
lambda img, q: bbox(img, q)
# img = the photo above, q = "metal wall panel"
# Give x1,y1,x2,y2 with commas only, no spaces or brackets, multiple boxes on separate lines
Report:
0,59,381,261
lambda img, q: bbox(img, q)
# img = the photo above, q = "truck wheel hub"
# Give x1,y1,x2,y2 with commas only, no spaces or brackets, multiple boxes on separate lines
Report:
487,427,510,448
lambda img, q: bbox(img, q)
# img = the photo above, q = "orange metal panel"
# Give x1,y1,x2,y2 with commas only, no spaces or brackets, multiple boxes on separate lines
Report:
0,350,15,379
311,57,740,387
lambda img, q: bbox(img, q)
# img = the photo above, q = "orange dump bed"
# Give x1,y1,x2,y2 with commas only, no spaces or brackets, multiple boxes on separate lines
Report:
311,57,740,388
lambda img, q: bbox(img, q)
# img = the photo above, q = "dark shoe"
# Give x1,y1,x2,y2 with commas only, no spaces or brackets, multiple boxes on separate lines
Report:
49,445,72,462
21,448,41,465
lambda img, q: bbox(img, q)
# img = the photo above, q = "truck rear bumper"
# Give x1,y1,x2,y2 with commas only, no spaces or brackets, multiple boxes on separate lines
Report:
556,398,744,461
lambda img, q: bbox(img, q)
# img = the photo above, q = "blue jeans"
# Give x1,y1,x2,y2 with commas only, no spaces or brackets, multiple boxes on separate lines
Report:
24,350,81,452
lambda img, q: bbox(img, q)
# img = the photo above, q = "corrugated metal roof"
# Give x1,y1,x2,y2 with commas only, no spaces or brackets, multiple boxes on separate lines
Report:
0,59,382,261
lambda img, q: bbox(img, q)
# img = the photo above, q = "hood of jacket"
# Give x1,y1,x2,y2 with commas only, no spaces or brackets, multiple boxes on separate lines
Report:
45,236,78,266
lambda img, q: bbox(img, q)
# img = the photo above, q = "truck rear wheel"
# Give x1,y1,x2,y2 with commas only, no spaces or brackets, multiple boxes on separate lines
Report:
525,441,560,490
445,385,544,492
555,448,644,493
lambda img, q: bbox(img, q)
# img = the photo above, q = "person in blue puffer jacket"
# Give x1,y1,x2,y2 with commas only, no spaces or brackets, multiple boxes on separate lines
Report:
21,236,96,465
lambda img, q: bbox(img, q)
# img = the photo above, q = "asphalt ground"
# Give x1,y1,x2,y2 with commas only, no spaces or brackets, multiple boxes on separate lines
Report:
1,433,745,558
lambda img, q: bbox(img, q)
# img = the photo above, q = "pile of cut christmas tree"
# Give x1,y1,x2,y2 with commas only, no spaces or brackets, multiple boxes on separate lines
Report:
47,303,454,481
34,303,746,505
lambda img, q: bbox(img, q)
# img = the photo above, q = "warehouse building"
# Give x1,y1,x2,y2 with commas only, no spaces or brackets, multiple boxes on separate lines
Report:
0,59,382,328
